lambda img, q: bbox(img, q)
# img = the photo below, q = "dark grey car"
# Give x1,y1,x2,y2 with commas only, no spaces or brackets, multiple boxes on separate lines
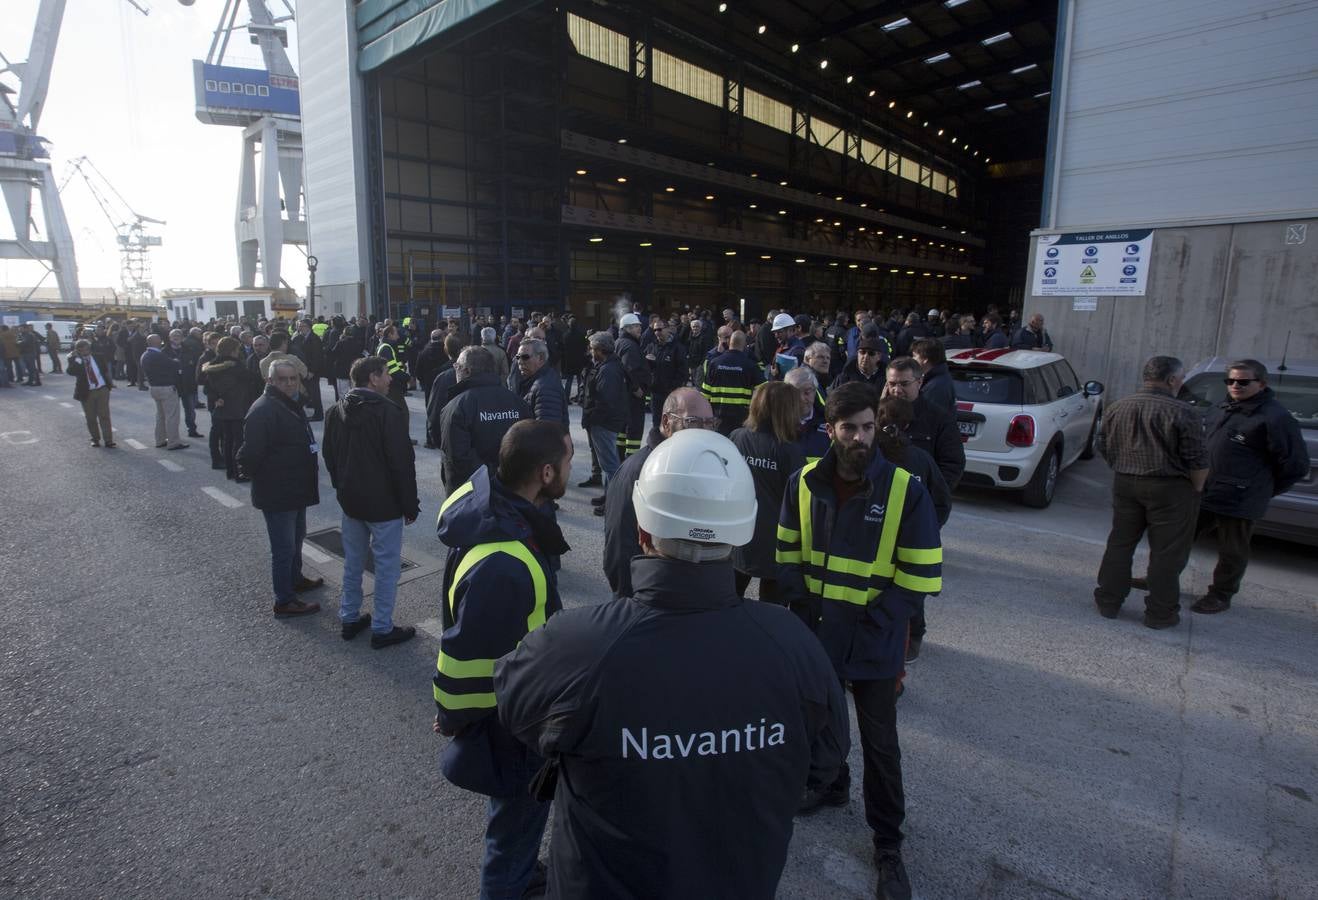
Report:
1181,357,1318,546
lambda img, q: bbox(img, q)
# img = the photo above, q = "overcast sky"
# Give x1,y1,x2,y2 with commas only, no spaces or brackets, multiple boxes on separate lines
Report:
2,0,304,295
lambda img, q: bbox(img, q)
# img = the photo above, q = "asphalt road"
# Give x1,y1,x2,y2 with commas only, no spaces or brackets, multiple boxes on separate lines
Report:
1,378,1314,899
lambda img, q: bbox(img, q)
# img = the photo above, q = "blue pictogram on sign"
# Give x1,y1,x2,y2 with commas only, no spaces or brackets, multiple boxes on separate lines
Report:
1122,265,1137,276
1044,267,1057,277
1125,244,1140,255
1084,246,1098,256
1046,247,1060,258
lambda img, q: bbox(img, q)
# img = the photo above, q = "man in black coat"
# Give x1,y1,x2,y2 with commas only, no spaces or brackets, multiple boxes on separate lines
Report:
322,356,420,648
238,358,324,617
414,328,450,411
291,318,326,421
911,340,957,415
582,332,630,507
514,338,567,428
438,346,531,491
1192,359,1309,614
644,320,687,429
560,314,588,402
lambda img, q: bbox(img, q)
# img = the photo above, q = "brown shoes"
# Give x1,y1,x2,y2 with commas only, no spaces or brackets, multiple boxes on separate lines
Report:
293,576,325,593
273,599,321,617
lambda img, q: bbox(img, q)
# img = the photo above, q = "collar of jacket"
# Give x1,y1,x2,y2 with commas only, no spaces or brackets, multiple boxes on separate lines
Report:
628,556,741,610
802,444,893,503
1222,386,1273,414
264,383,307,418
491,475,571,557
1138,385,1177,399
923,362,949,381
453,371,500,394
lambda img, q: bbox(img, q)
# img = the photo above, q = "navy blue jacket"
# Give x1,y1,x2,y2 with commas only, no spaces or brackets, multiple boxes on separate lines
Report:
602,429,662,599
237,385,320,512
1201,388,1309,520
777,447,943,680
701,348,765,435
434,467,568,797
583,356,630,433
438,373,531,490
495,556,848,899
139,346,182,388
828,357,884,392
920,362,957,415
519,364,568,428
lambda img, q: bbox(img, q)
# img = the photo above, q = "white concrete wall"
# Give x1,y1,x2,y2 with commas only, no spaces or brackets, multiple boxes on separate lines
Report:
1045,0,1318,230
297,3,372,311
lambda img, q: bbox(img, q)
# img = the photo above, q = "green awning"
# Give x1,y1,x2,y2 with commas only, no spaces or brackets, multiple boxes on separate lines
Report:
357,0,538,72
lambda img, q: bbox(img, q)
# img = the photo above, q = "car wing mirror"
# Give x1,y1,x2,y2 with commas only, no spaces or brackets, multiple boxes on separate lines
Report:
1084,380,1104,397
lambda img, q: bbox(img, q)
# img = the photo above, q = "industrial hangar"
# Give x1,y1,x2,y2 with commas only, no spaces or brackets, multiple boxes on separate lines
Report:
299,0,1316,388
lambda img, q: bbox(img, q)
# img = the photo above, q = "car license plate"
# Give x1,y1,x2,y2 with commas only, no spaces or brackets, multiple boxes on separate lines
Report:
958,421,977,437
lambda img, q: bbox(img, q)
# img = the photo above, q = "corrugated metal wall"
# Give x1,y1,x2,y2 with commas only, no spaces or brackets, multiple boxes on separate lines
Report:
297,2,372,316
1046,0,1318,229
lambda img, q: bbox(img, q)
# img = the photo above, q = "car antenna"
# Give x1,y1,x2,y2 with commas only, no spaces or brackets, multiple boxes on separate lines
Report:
1278,330,1291,372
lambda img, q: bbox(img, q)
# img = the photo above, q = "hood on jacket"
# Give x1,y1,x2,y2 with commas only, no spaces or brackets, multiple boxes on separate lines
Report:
450,371,500,398
202,358,240,376
437,466,569,557
343,387,387,426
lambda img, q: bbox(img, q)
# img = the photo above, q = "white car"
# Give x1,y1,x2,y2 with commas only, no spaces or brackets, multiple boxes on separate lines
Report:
947,348,1105,507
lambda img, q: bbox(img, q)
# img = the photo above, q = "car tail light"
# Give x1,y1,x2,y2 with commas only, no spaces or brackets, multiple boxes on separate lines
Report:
1006,414,1035,447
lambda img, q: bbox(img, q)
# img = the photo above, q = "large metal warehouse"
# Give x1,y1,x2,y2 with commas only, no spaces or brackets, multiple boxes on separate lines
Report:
297,0,1316,391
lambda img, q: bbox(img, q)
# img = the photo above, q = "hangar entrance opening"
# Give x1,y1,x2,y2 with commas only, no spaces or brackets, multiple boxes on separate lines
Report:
366,1,1055,327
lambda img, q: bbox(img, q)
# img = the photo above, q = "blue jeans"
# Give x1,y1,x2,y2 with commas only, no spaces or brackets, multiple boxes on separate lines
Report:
481,789,550,900
338,514,403,632
588,425,621,486
180,388,197,433
263,508,307,604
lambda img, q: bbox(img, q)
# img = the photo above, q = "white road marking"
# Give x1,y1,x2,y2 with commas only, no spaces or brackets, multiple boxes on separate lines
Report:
201,486,244,509
301,542,331,564
59,401,74,408
414,617,444,640
43,394,56,400
124,438,147,450
157,459,184,472
0,430,37,445
952,510,1108,548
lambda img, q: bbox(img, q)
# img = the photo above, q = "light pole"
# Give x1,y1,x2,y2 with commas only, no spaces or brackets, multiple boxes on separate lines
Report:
307,254,318,318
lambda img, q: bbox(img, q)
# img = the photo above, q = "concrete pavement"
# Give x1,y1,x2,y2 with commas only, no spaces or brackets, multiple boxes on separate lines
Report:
1,379,1314,898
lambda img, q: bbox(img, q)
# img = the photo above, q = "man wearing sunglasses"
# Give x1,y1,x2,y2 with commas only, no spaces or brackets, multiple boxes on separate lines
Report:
1193,360,1309,614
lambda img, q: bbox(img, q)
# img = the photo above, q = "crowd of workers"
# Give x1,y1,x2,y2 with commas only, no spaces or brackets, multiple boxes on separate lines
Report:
19,296,1307,900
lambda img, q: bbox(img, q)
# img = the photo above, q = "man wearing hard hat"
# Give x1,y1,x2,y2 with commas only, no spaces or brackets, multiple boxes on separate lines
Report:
614,312,652,460
495,428,849,898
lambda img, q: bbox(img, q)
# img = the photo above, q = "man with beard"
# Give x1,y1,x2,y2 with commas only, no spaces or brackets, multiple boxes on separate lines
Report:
776,382,942,900
432,419,572,899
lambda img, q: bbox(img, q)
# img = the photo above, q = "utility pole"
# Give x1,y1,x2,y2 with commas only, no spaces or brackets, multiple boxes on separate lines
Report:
306,254,317,318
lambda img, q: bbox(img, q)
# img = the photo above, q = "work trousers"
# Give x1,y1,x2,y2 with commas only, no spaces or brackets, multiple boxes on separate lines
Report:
588,425,621,486
1094,474,1199,621
80,387,112,443
217,419,243,479
149,385,183,446
481,784,551,900
616,396,644,460
126,354,139,385
1196,510,1255,603
649,390,671,431
827,676,905,853
179,387,198,434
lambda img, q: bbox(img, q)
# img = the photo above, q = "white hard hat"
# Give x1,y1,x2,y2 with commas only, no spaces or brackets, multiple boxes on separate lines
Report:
927,308,940,317
771,312,796,331
619,313,642,328
633,429,757,547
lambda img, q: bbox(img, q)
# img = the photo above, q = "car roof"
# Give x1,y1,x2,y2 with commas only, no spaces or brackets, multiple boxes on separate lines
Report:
946,348,1065,370
1184,357,1318,378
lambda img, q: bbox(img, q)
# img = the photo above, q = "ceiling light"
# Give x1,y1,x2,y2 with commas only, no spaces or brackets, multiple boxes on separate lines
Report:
724,250,737,256
924,52,951,64
718,2,727,11
778,210,787,215
760,254,771,260
846,75,854,84
937,128,944,136
868,266,878,271
957,79,982,90
906,270,915,275
1011,63,1038,75
858,226,867,232
639,241,652,247
868,89,876,97
589,235,604,243
749,203,758,208
677,246,690,251
835,195,843,200
860,202,868,208
757,24,767,34
829,262,839,267
750,172,758,177
779,180,788,186
819,59,829,70
848,263,859,269
665,186,675,192
985,157,992,162
951,137,957,144
833,221,842,226
958,247,966,252
617,176,628,183
1034,91,1051,99
982,31,1012,45
795,257,806,263
876,229,883,234
882,17,911,31
923,121,929,127
906,110,913,118
945,0,970,7
888,100,896,109
985,102,1008,111
618,138,627,144
897,234,904,239
923,272,931,276
575,168,588,175
790,43,800,53
890,268,899,273
705,194,715,200
937,273,945,278
973,150,979,156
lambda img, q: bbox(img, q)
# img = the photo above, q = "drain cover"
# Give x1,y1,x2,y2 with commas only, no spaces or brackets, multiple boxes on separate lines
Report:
305,527,418,574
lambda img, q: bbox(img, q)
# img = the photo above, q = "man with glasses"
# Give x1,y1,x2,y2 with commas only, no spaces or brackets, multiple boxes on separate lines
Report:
1190,360,1308,614
1092,356,1208,629
514,338,568,428
602,387,719,598
831,335,888,390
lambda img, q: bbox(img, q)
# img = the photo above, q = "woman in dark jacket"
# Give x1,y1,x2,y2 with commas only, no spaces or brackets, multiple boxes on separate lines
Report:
202,337,259,481
729,381,806,605
876,395,951,527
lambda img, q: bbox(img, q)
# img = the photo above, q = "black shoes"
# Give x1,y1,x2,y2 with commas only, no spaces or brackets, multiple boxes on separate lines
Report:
1143,612,1180,630
797,782,848,815
874,851,911,900
342,614,372,640
905,638,922,663
187,430,204,438
1191,595,1230,614
104,442,116,448
577,475,601,488
1095,601,1120,619
593,505,606,517
371,626,416,649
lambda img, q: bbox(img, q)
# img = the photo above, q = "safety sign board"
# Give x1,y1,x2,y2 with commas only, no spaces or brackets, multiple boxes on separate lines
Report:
1032,229,1153,296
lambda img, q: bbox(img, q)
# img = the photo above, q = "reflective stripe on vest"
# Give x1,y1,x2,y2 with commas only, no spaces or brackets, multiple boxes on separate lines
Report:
378,342,403,374
701,381,754,406
432,539,549,711
795,461,912,606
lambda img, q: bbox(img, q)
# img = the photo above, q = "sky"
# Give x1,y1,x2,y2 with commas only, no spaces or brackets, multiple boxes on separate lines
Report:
2,0,305,296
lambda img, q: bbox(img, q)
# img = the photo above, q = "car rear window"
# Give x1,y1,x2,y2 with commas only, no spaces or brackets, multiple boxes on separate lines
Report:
952,366,1023,404
1182,372,1318,429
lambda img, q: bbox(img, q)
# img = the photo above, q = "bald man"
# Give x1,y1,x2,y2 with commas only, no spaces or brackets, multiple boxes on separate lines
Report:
602,387,719,597
701,328,765,435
